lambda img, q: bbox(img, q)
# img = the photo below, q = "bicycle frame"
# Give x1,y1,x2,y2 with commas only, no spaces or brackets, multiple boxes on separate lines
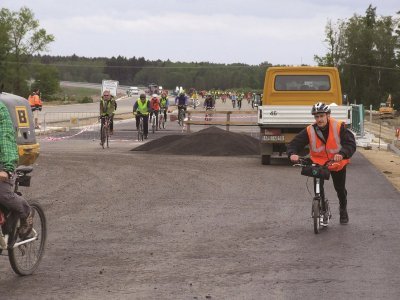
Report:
294,158,331,234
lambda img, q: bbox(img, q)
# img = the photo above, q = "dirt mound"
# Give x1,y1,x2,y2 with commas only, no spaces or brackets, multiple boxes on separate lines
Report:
132,126,260,156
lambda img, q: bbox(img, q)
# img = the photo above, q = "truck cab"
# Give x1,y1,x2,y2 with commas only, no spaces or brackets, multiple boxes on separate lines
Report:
258,66,351,165
0,91,40,166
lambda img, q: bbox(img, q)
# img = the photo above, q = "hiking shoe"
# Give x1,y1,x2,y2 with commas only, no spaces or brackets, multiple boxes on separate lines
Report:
340,208,349,224
19,209,35,239
144,135,148,139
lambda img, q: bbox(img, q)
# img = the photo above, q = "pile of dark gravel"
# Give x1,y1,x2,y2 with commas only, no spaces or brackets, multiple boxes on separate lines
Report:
132,126,260,156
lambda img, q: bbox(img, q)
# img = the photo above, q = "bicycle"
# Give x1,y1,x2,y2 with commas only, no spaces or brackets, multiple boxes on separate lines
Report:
136,113,145,141
0,166,46,275
293,157,332,234
204,107,215,122
177,105,186,126
159,108,166,129
100,115,111,149
150,112,158,134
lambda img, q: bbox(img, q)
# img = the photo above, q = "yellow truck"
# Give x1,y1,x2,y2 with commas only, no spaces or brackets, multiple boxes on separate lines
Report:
0,91,40,166
257,66,351,165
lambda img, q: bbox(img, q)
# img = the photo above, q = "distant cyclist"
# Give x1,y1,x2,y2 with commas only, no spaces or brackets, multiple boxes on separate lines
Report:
175,91,188,120
133,93,151,139
100,90,117,135
150,94,160,129
160,92,169,122
203,94,215,109
287,102,356,224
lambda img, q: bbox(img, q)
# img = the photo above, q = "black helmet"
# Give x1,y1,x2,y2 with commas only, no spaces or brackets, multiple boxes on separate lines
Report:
139,93,146,99
311,102,331,115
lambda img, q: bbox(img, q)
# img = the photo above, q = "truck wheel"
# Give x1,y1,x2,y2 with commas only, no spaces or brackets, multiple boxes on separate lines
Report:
261,155,271,165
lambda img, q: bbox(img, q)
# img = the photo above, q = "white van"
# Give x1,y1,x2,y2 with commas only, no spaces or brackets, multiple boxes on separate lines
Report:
127,86,139,96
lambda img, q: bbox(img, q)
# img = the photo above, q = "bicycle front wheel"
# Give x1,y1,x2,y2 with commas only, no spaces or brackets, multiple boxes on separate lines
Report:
100,126,106,149
9,201,47,276
105,126,110,148
312,198,320,234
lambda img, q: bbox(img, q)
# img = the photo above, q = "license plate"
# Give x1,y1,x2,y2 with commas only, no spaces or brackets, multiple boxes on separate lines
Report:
262,135,285,142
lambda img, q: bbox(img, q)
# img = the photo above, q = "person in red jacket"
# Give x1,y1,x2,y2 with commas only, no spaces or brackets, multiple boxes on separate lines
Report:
287,102,356,224
149,94,160,129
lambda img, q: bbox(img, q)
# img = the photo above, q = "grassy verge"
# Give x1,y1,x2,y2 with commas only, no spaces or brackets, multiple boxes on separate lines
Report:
48,86,100,105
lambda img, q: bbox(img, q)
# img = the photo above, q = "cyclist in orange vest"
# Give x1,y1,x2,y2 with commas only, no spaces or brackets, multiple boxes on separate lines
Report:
287,102,356,224
27,89,43,129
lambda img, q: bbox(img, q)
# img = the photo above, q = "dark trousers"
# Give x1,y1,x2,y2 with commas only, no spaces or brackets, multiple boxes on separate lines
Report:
314,166,347,209
0,175,31,219
135,115,149,135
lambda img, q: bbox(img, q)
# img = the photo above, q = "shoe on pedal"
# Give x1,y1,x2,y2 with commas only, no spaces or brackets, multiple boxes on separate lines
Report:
340,208,349,224
19,209,35,239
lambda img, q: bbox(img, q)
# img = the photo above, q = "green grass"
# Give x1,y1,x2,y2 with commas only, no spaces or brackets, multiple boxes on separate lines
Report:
50,86,100,104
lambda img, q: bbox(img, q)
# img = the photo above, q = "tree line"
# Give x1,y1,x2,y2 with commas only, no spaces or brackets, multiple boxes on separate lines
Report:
315,5,400,108
1,6,399,108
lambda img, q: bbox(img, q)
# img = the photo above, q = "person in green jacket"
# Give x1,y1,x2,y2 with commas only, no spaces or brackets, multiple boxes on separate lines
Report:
100,90,117,135
0,101,33,238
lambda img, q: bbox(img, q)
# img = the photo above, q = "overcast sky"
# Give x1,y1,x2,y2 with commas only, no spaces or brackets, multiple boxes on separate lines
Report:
2,0,399,65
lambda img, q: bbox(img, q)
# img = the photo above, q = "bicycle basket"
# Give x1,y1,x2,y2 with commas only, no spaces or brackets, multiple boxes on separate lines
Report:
301,165,330,180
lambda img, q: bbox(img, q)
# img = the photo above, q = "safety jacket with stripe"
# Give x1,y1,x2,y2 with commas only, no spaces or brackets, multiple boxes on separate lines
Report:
136,99,150,115
306,118,349,171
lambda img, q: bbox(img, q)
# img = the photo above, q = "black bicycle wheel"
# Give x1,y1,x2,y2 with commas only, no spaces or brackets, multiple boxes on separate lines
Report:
9,201,47,276
312,198,320,234
106,126,109,148
139,120,144,141
100,126,106,149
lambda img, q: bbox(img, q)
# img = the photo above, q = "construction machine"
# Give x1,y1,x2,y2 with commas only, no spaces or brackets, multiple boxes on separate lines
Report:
379,94,395,118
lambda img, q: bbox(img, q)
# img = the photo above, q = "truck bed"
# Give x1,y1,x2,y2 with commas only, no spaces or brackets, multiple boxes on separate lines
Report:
258,105,351,128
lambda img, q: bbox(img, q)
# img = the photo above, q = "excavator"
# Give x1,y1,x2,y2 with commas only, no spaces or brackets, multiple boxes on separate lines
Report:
379,94,395,119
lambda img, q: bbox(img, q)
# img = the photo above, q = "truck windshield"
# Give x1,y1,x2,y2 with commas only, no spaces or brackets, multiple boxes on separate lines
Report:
274,75,331,91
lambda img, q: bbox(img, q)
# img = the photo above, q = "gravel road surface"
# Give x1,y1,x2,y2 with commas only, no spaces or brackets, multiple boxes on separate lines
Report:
0,130,399,299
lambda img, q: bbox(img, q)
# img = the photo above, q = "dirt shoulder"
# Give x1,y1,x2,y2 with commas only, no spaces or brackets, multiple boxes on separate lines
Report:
358,147,400,192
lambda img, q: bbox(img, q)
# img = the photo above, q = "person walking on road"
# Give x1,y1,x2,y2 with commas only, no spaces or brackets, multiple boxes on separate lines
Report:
28,89,42,129
100,90,117,135
0,101,33,239
287,102,356,224
133,93,151,139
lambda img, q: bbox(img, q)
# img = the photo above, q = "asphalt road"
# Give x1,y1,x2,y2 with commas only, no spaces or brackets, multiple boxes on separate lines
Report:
0,114,399,299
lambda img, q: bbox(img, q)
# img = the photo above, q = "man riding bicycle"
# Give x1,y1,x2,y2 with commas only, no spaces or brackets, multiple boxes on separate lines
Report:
160,92,169,122
287,102,356,224
133,93,151,139
100,90,117,135
150,94,160,129
0,101,33,239
203,94,215,109
175,91,188,120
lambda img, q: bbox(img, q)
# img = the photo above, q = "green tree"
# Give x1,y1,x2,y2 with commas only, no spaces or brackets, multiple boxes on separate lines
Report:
31,65,60,100
316,5,400,108
0,7,54,95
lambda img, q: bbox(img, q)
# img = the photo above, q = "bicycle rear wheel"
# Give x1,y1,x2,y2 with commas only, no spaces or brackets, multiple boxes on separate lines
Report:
312,198,320,234
9,201,47,276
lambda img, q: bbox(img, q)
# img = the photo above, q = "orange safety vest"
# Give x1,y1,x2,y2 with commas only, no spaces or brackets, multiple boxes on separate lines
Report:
306,118,350,171
28,94,42,107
